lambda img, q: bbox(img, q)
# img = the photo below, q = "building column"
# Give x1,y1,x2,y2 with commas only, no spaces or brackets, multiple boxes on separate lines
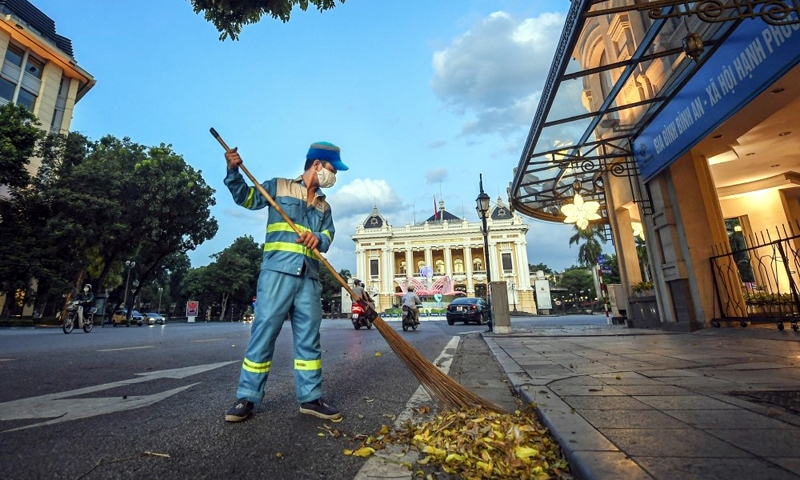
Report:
405,248,413,279
444,247,453,278
465,244,474,294
424,247,433,272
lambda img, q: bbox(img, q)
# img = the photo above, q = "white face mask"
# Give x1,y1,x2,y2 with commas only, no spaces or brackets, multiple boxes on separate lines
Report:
84,287,89,292
316,166,337,189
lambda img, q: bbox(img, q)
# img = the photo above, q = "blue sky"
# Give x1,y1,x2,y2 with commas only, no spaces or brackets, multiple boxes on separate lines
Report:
33,0,589,274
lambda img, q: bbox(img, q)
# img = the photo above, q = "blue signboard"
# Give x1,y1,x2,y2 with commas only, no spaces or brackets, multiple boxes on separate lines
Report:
634,16,800,181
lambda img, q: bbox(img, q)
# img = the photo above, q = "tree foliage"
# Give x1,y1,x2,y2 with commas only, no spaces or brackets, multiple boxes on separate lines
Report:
558,268,594,296
0,103,41,189
528,263,553,275
568,225,606,267
208,235,262,320
0,110,218,318
189,0,345,40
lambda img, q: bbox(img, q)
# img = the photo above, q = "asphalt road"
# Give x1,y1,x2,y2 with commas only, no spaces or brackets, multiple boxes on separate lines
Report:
0,318,502,480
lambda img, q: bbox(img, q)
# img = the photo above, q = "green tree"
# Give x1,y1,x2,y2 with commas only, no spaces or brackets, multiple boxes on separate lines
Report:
0,103,42,189
208,235,262,320
568,224,606,266
528,263,553,275
190,0,345,40
0,104,45,317
558,268,595,298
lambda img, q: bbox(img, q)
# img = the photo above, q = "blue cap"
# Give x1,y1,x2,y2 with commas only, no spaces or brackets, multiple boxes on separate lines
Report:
307,142,348,171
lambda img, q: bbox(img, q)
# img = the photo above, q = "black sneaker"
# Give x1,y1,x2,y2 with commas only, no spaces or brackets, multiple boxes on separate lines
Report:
299,399,342,422
225,398,254,422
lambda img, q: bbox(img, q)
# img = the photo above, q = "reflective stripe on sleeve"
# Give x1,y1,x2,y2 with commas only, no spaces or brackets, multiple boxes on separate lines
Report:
242,358,271,374
321,229,332,241
243,187,256,209
294,358,322,371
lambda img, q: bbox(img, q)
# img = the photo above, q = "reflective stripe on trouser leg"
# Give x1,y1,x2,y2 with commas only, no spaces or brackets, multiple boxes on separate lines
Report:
235,269,297,404
291,275,323,403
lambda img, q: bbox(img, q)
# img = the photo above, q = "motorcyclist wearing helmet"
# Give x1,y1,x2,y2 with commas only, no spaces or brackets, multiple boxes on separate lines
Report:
400,285,422,324
351,279,374,310
75,284,94,327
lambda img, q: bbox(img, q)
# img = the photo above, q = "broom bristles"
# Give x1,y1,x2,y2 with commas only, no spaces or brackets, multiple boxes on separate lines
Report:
370,316,506,414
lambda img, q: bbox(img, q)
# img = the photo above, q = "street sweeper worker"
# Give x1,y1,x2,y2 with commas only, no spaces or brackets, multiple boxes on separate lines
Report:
222,141,348,423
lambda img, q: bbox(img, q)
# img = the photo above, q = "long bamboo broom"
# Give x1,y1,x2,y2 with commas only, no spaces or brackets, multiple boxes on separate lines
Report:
210,128,505,414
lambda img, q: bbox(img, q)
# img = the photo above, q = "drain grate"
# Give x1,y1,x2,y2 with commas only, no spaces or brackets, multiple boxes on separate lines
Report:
729,390,800,415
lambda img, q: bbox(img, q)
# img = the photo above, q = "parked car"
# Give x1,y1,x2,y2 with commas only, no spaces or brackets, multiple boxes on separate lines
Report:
446,297,489,325
111,309,144,327
143,312,165,325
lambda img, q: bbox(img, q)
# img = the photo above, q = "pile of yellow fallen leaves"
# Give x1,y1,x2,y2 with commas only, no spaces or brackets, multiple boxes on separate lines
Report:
344,405,572,480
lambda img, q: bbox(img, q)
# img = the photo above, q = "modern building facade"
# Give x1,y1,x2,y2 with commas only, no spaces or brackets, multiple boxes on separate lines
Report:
0,0,94,174
351,199,536,314
509,1,800,330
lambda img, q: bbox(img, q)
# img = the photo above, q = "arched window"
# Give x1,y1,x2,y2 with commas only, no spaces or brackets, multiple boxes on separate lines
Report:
399,261,406,274
473,258,484,271
454,258,464,273
435,259,445,274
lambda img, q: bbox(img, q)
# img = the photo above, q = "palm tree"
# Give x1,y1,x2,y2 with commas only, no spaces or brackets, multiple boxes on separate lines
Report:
569,224,606,266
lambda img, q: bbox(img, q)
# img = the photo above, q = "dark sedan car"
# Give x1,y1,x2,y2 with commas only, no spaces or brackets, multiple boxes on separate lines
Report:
446,297,489,325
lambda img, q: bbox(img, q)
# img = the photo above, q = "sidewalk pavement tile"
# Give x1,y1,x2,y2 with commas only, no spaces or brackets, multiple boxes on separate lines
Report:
633,457,798,480
664,409,797,429
633,394,741,410
483,326,800,479
705,428,800,457
599,428,751,457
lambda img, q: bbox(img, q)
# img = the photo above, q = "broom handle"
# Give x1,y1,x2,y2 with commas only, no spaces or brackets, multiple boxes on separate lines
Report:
209,128,362,303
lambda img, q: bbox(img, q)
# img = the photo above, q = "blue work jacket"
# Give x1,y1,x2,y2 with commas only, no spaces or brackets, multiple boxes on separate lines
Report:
225,169,335,280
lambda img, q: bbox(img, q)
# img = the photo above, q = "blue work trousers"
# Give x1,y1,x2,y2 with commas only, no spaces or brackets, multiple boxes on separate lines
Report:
236,268,323,404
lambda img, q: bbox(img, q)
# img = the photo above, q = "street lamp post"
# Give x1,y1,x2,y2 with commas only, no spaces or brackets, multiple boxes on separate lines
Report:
158,287,164,314
475,174,493,332
123,260,135,318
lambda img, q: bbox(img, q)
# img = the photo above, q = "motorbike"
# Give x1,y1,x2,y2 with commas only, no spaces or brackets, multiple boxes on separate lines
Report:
62,300,96,334
351,301,373,330
401,305,420,331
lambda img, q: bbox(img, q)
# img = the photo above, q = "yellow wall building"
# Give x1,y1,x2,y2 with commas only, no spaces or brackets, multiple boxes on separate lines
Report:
1,0,94,175
351,199,536,314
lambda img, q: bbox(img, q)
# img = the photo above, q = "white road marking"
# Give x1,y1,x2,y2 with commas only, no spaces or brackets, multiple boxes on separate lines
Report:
0,361,237,432
191,338,223,343
0,359,13,362
353,336,460,480
98,345,154,352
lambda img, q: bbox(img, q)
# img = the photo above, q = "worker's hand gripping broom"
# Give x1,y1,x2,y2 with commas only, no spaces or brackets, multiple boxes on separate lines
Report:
210,128,505,414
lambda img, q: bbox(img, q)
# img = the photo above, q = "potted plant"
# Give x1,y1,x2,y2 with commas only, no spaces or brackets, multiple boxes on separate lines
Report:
631,280,654,297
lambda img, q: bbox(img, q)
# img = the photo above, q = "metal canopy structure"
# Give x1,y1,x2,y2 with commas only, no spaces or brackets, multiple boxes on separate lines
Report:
508,0,799,223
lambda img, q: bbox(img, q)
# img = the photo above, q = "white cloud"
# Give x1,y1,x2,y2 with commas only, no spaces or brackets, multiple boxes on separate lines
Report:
425,168,448,184
431,11,565,136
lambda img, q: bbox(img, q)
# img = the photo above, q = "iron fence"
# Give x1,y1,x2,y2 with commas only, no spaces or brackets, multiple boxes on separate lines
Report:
710,223,800,329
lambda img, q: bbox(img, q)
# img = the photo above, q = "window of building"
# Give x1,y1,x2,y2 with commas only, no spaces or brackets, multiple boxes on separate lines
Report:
16,88,35,111
454,258,464,273
473,258,484,272
370,258,379,278
502,253,513,273
25,57,43,79
4,44,23,67
0,77,14,103
435,259,445,274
